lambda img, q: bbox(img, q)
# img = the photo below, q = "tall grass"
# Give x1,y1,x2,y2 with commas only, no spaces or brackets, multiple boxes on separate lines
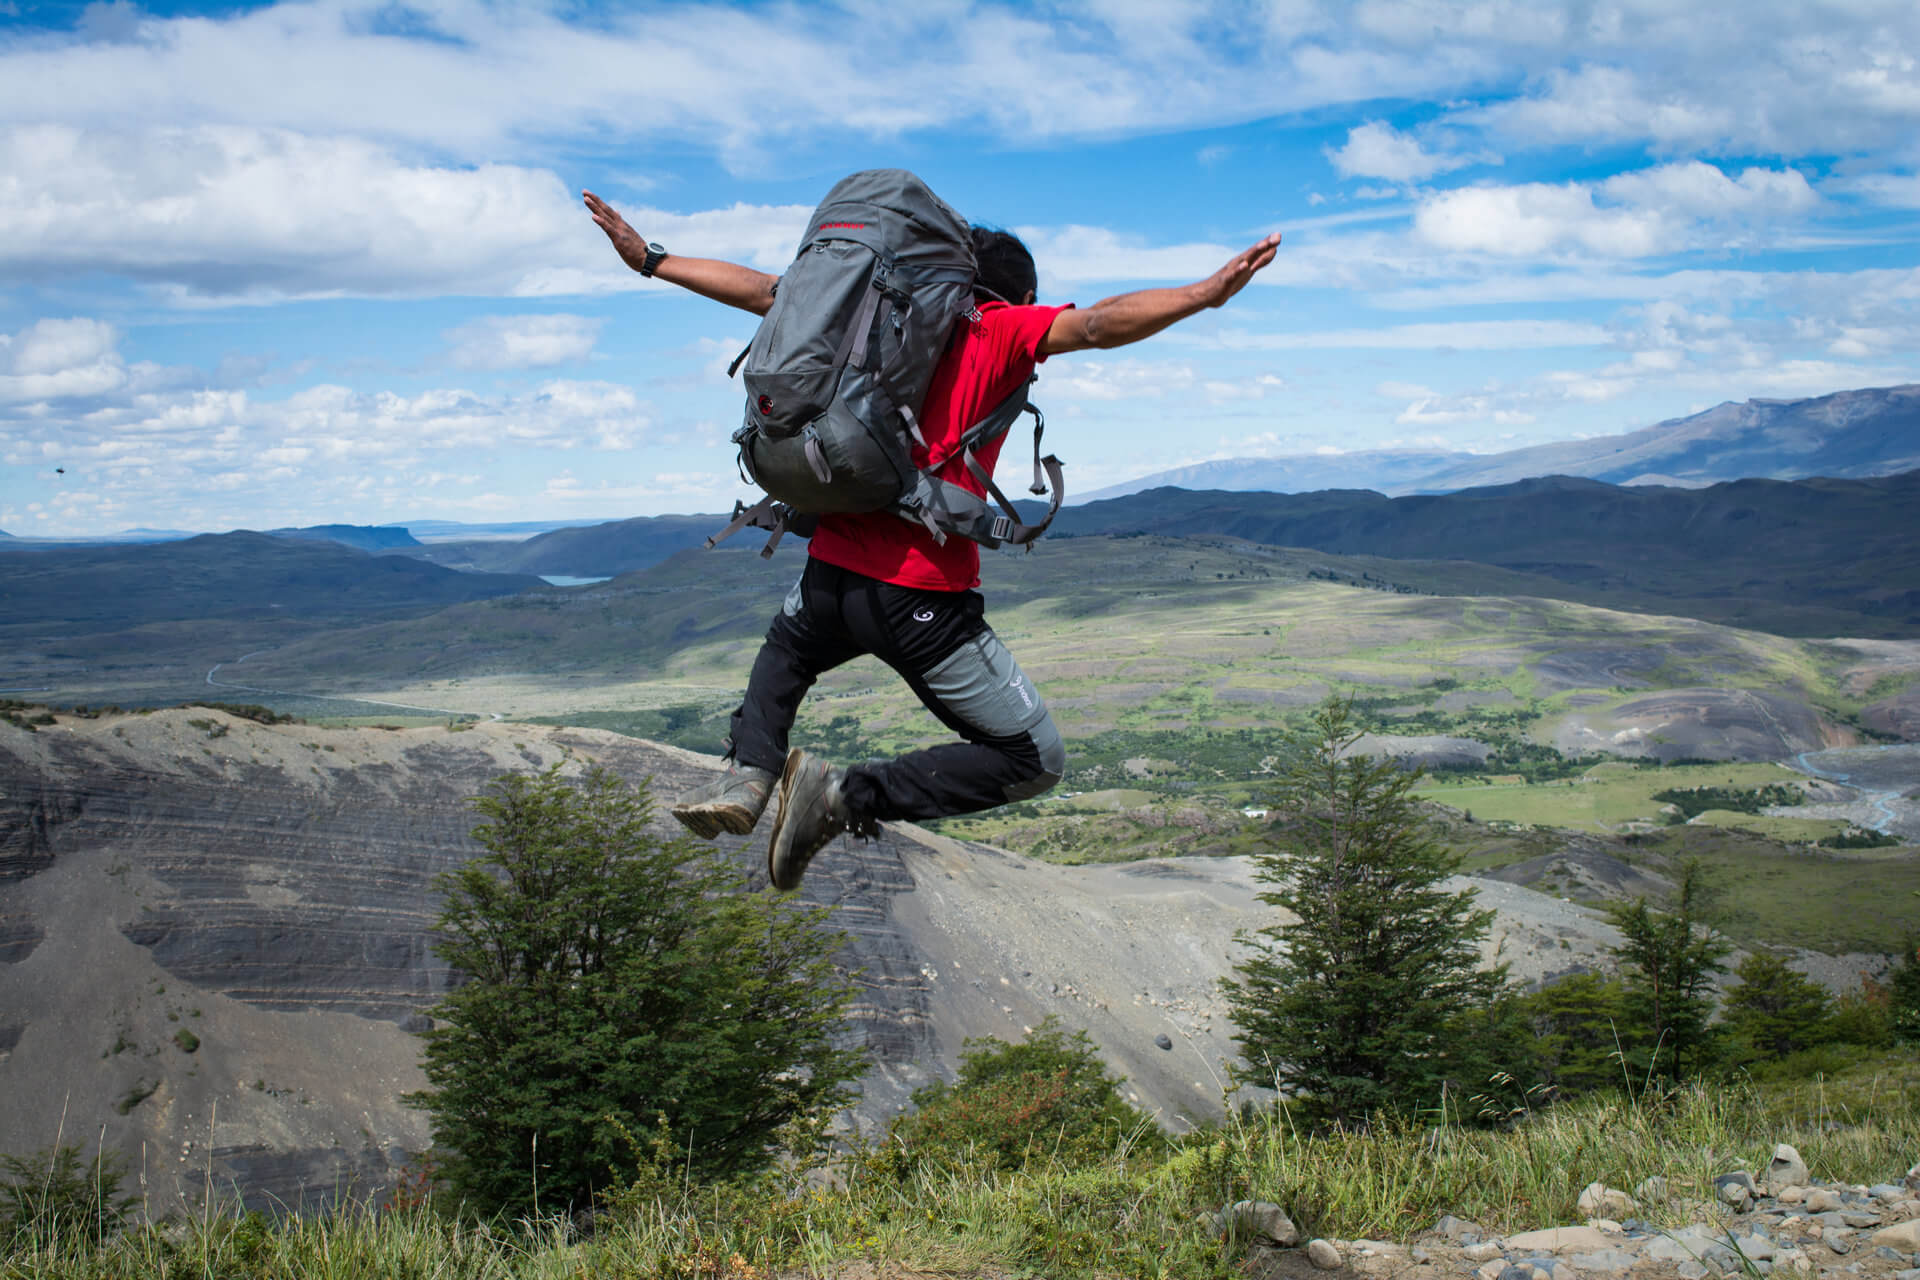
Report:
8,1055,1917,1280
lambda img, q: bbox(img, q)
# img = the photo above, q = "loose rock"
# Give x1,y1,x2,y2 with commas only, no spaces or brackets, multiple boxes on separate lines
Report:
1307,1238,1343,1270
1771,1144,1812,1189
1224,1199,1299,1246
1876,1220,1920,1250
1579,1181,1638,1219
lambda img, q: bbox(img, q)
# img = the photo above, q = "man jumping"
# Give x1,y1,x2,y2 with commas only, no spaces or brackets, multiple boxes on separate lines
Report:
586,186,1279,891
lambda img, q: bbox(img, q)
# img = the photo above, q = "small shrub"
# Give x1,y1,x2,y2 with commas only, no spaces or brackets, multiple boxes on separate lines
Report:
0,1144,132,1249
881,1018,1157,1176
173,1029,200,1054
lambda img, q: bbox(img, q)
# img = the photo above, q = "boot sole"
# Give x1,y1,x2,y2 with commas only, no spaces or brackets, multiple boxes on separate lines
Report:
670,800,761,839
766,747,808,890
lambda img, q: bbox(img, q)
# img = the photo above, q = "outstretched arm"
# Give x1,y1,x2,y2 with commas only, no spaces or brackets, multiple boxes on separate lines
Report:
584,190,779,316
1038,232,1281,356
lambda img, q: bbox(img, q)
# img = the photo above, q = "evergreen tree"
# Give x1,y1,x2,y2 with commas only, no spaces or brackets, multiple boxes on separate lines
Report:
1223,699,1506,1125
1507,972,1633,1097
412,766,864,1216
1604,861,1730,1080
1720,951,1832,1060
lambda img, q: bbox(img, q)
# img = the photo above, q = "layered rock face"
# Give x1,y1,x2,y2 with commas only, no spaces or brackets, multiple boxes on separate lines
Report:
0,709,942,1214
1,708,1636,1215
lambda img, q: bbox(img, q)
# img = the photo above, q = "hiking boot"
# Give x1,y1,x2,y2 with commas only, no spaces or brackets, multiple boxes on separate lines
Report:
766,748,851,891
669,762,778,839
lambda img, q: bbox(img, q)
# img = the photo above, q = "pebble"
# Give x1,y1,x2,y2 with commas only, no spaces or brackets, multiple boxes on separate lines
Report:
1307,1238,1343,1270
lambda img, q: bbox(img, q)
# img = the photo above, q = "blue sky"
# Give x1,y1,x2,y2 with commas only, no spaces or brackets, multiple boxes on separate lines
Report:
3,0,1919,537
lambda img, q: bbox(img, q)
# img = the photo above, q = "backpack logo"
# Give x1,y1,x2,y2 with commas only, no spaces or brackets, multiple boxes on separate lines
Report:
756,394,773,416
913,608,935,623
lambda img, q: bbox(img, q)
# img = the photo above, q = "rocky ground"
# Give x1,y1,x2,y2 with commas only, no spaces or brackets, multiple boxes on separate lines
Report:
1224,1151,1920,1280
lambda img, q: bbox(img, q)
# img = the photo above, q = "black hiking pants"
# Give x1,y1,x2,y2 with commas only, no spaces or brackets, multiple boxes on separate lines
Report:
728,558,1065,824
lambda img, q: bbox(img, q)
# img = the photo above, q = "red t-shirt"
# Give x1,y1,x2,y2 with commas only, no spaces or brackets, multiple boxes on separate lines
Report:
808,301,1071,591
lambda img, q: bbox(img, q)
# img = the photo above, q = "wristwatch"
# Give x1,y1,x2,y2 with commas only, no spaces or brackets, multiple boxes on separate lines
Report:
640,242,668,278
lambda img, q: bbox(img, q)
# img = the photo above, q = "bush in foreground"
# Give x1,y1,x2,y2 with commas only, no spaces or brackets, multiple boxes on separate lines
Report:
878,1018,1159,1177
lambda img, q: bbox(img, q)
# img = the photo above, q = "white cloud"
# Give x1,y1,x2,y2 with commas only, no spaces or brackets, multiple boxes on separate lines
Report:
444,315,603,371
1203,374,1287,403
1046,358,1198,402
1412,162,1818,259
0,0,1913,170
0,317,127,404
0,125,809,300
0,373,661,526
1327,121,1497,182
1209,319,1610,350
1834,172,1920,208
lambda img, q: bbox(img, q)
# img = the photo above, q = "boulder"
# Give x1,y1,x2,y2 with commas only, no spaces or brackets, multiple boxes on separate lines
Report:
1504,1226,1615,1254
1873,1218,1920,1250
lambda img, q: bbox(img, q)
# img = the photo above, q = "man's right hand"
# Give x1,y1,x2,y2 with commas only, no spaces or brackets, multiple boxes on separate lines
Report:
1200,232,1282,308
1039,230,1283,356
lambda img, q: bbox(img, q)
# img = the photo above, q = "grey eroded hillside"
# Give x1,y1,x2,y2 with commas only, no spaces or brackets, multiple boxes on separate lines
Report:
0,709,1822,1215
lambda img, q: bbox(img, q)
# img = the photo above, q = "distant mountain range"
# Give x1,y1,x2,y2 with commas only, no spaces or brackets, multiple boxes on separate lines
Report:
270,523,423,552
0,531,540,635
1081,383,1920,500
1048,470,1920,635
405,514,723,577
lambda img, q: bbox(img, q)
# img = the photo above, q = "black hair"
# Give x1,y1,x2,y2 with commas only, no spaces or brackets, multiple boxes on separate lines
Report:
969,225,1037,305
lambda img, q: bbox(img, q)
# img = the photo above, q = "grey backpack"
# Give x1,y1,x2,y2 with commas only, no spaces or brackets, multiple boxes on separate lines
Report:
708,169,1064,557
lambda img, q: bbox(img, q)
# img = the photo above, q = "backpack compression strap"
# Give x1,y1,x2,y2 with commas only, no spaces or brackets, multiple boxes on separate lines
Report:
704,496,819,558
894,383,1066,550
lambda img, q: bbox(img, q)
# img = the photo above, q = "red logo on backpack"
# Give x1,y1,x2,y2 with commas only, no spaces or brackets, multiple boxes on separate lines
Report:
757,394,773,416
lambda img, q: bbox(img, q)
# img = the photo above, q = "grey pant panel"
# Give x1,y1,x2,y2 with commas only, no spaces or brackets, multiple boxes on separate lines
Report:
922,631,1065,802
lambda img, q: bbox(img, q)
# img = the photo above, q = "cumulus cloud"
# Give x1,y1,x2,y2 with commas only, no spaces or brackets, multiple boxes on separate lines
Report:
0,317,127,404
1327,121,1497,182
444,315,604,370
1412,162,1819,259
0,365,666,528
0,125,809,300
